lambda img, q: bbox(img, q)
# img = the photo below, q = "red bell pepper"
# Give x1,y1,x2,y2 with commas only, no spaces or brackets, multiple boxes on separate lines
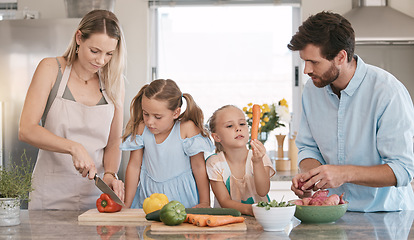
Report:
96,193,122,213
96,226,124,240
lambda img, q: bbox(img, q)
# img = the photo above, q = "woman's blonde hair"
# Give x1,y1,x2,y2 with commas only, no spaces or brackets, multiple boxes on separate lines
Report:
207,105,237,153
63,9,126,105
123,79,208,141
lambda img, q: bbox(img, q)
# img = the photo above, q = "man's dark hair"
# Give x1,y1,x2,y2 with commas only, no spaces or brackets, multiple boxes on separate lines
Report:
287,11,355,62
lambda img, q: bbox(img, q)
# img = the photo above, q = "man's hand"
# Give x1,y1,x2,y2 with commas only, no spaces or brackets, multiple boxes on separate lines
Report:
291,173,313,198
292,165,348,198
301,165,348,190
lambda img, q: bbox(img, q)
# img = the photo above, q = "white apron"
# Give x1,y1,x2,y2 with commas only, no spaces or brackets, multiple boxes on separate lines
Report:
29,65,114,210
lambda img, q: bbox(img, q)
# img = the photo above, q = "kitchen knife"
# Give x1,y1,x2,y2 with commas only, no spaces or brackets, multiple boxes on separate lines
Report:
94,174,126,207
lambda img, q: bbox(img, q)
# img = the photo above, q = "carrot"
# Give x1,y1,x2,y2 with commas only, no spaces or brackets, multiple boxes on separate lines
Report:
192,215,210,226
251,104,261,140
195,215,210,227
206,215,245,227
192,215,200,225
187,214,197,224
184,214,194,223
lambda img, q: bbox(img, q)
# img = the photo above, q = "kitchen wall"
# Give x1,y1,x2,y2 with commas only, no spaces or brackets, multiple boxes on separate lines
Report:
13,0,414,178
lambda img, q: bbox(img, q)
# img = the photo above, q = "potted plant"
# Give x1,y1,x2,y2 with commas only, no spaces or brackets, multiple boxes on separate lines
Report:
0,150,34,226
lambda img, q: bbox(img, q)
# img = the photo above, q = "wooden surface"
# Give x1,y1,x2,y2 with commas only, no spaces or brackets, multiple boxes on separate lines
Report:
150,221,247,232
78,208,148,223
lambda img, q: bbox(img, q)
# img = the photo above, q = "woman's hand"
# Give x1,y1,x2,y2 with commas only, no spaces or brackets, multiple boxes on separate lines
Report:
105,176,125,202
70,143,97,179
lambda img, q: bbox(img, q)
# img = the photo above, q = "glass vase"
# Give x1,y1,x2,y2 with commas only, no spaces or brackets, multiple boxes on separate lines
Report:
258,132,268,144
0,198,21,226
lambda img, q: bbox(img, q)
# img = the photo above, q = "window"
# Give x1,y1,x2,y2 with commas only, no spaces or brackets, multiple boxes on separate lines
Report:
151,5,299,151
0,1,17,20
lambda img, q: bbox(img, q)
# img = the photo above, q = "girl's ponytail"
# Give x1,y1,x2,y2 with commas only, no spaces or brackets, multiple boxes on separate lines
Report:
122,84,147,142
180,93,208,137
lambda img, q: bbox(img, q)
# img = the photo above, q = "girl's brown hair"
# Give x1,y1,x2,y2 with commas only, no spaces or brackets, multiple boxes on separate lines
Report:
123,79,208,141
207,105,237,153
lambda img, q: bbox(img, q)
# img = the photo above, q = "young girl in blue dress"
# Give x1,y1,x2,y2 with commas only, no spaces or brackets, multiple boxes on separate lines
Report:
207,105,275,216
121,79,214,208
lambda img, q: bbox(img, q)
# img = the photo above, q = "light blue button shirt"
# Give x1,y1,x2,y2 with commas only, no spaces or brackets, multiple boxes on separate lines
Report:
296,56,414,212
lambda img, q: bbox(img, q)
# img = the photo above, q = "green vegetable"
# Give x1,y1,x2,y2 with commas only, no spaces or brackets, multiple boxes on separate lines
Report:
184,207,242,216
257,199,294,210
146,207,241,221
159,200,187,226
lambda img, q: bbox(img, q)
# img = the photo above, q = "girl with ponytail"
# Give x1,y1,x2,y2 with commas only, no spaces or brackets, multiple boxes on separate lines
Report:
121,79,214,208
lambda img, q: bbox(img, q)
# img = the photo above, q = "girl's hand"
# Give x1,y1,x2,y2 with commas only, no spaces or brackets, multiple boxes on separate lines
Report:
250,139,266,163
193,202,211,208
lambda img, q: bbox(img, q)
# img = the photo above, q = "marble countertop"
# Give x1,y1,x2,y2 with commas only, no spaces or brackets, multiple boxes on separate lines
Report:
3,210,414,239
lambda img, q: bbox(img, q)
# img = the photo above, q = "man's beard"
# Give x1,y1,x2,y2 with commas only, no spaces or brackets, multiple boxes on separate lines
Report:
309,62,340,88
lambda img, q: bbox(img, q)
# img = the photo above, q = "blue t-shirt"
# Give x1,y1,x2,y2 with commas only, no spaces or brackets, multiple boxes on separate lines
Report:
296,56,414,212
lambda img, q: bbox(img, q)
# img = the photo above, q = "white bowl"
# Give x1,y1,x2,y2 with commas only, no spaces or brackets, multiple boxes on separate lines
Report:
252,204,296,231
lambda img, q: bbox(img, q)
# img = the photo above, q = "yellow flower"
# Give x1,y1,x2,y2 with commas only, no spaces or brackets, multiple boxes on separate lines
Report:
263,117,269,122
242,107,247,112
261,106,269,113
279,98,288,108
247,113,253,118
262,104,270,112
247,103,253,107
261,122,265,126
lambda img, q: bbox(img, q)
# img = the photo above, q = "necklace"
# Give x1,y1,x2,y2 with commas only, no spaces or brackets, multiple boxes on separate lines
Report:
73,66,93,85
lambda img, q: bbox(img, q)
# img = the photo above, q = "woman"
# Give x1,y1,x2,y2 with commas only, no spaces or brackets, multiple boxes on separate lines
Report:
19,9,126,210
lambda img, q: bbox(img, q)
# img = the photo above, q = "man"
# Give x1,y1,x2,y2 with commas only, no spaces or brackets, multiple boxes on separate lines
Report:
288,11,414,212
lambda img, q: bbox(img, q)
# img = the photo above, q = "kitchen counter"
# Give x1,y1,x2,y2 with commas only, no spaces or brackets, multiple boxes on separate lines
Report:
3,210,414,239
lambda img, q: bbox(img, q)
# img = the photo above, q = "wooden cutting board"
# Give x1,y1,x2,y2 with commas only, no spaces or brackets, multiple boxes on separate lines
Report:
78,208,148,223
150,221,247,232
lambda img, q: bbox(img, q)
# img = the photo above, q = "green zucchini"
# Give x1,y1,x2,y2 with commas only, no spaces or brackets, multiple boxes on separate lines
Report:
145,207,241,221
185,208,241,216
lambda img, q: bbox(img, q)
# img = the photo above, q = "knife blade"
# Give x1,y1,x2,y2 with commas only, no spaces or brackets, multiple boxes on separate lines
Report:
94,174,126,207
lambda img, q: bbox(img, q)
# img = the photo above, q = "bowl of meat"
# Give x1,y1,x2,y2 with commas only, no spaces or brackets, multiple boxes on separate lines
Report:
292,190,348,224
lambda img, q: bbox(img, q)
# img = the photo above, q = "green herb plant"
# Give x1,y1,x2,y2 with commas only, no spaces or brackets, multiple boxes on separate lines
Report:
0,150,34,200
257,197,294,210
